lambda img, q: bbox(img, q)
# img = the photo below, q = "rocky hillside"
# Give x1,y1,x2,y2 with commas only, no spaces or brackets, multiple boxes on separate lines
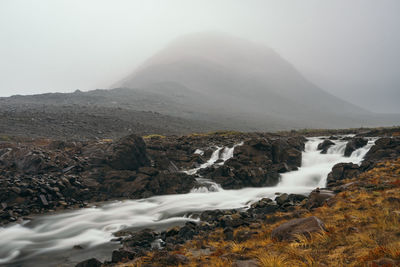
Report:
0,96,223,140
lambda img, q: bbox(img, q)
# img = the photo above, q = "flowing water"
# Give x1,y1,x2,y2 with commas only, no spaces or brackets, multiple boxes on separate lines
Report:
0,137,376,266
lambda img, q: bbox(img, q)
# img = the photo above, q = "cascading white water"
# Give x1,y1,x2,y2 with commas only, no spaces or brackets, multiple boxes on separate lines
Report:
0,137,376,266
184,147,223,175
278,137,376,188
188,142,243,193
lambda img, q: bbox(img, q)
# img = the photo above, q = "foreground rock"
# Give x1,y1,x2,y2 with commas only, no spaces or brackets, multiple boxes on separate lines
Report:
305,189,335,209
327,163,361,187
271,216,326,241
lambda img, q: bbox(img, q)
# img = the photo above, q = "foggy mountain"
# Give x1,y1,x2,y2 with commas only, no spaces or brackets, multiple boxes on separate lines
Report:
2,33,398,135
114,32,395,130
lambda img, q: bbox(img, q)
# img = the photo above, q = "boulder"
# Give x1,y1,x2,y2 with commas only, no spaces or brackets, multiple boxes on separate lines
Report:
275,193,289,206
75,258,102,267
327,163,360,186
344,137,368,157
249,198,278,214
364,137,400,162
305,189,335,209
317,140,335,154
271,216,326,241
107,134,150,170
111,249,137,263
122,229,156,249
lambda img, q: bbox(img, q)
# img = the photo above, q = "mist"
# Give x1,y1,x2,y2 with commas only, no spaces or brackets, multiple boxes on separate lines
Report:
1,0,400,113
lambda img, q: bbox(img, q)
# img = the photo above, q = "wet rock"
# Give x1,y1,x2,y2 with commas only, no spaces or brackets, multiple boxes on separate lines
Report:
271,216,326,241
111,249,137,263
249,198,278,214
178,224,196,240
317,139,335,154
75,258,102,267
218,213,247,228
327,163,360,187
203,136,305,189
122,229,156,249
275,193,289,206
344,137,368,157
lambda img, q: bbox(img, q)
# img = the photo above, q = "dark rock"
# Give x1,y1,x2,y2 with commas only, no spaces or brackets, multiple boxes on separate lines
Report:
344,137,368,157
122,229,156,249
364,137,400,163
275,193,289,206
224,227,234,241
155,252,189,265
138,167,159,176
271,216,326,241
111,249,137,263
178,225,195,240
327,163,360,186
75,258,102,267
218,213,247,228
249,198,278,215
235,229,258,242
107,134,150,170
317,139,335,154
39,194,48,206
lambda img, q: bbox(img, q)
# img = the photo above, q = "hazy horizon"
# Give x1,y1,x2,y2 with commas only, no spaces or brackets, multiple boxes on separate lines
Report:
1,0,399,113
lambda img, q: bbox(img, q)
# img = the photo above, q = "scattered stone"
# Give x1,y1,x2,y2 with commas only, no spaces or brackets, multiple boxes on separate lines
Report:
271,216,326,241
305,189,335,209
39,194,49,206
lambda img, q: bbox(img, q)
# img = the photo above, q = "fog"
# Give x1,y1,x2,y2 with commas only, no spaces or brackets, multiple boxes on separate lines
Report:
1,0,399,113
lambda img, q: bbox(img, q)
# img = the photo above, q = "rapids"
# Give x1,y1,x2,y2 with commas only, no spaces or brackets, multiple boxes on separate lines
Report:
0,137,376,266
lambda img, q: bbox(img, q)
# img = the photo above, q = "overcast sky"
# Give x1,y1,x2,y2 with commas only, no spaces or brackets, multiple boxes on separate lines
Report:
1,0,399,113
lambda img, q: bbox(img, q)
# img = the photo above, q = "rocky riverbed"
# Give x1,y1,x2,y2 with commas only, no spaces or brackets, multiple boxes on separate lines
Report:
1,128,400,266
0,131,309,226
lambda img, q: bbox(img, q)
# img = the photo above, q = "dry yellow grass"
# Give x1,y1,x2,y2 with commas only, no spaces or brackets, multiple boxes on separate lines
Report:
142,134,166,139
120,158,400,266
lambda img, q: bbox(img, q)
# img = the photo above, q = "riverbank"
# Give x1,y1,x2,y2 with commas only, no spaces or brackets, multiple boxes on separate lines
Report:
119,158,400,266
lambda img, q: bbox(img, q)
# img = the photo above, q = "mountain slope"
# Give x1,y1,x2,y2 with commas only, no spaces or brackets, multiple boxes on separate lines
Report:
114,32,376,129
